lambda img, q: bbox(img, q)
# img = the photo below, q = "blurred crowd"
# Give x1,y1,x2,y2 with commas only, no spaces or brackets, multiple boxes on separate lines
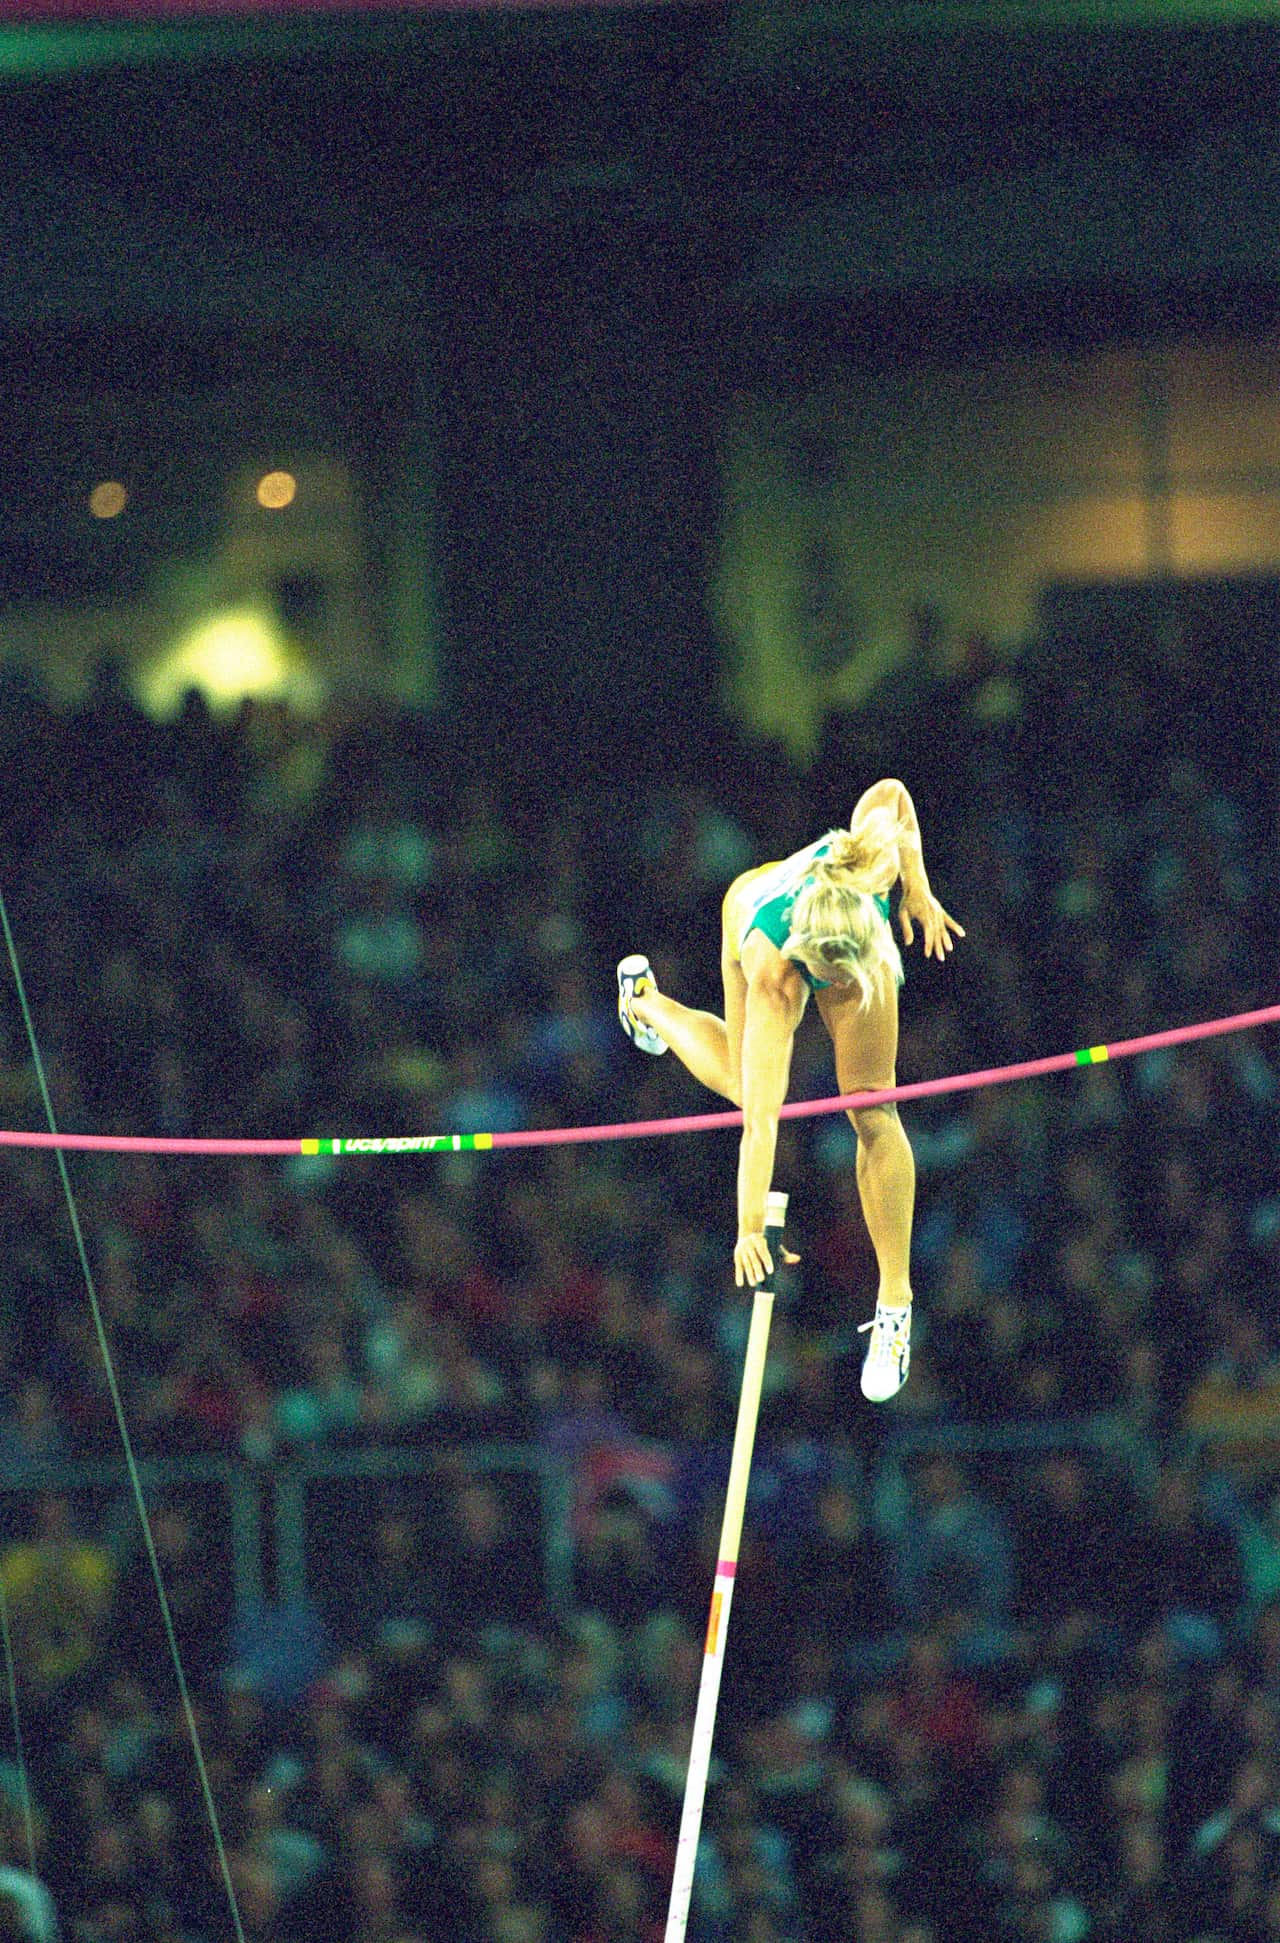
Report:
0,645,1275,1942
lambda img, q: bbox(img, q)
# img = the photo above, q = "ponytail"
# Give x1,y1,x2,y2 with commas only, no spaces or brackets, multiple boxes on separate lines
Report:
812,808,907,898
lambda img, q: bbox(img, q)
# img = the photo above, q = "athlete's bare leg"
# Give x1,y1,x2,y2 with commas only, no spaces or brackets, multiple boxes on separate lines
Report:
631,946,746,1106
814,976,913,1307
629,886,751,1106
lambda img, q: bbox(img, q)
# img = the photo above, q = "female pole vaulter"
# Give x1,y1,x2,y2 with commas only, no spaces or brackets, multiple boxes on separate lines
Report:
617,780,963,1402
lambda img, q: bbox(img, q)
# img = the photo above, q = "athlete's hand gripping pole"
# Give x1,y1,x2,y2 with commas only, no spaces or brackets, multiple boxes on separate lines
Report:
663,1188,788,1943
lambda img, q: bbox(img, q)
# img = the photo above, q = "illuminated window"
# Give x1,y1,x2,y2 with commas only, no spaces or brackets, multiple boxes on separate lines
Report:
88,480,128,520
256,470,297,511
137,607,324,718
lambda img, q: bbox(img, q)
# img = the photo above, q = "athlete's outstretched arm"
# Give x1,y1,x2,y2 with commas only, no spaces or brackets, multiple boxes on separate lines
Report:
850,777,925,889
851,778,964,961
733,961,804,1288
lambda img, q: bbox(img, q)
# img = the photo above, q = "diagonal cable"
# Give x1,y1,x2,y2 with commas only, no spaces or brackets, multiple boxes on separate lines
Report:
0,888,247,1943
0,1578,36,1876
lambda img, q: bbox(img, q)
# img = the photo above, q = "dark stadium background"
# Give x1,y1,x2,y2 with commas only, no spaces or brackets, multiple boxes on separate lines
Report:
0,5,1276,1941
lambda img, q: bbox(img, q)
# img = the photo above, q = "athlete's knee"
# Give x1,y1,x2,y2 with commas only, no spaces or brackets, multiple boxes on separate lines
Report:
848,1097,900,1141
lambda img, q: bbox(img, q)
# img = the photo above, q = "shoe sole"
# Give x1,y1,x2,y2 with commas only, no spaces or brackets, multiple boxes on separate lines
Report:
617,956,668,1056
861,1359,910,1403
859,1311,911,1402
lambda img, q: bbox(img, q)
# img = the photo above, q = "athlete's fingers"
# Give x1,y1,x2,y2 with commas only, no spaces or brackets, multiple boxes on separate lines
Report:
734,1234,775,1287
923,901,963,958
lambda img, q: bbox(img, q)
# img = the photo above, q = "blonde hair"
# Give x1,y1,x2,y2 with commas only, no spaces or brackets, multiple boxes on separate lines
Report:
781,821,905,1010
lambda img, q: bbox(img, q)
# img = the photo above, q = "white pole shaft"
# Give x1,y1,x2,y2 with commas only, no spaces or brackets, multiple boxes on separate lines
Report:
664,1190,786,1943
662,1552,743,1943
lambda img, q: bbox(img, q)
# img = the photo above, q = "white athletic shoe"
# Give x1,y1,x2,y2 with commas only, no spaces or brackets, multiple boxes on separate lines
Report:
859,1302,912,1402
616,954,668,1056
